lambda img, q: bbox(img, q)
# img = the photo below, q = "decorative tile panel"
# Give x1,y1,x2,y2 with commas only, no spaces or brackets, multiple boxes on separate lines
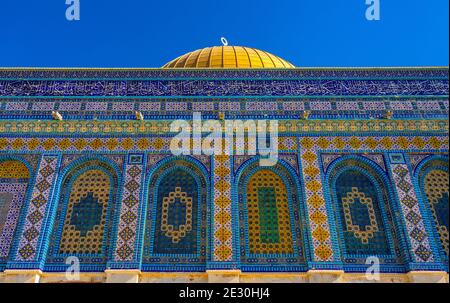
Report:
114,159,144,262
16,155,58,261
390,164,434,262
213,155,233,262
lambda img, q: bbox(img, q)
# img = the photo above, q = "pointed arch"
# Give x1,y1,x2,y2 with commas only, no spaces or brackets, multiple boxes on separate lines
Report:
325,155,407,271
142,157,209,272
45,158,120,271
415,155,449,267
235,157,308,272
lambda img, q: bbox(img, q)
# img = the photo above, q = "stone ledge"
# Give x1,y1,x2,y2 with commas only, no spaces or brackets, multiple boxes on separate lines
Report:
140,272,208,283
0,270,448,283
41,272,106,283
105,269,141,283
407,271,449,283
240,272,308,283
343,273,410,283
307,270,345,283
206,270,241,283
3,269,43,283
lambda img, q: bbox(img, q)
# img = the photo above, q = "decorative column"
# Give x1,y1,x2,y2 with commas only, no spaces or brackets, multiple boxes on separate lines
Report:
388,153,444,281
299,137,343,282
207,155,239,282
107,154,145,283
298,138,336,262
5,155,59,283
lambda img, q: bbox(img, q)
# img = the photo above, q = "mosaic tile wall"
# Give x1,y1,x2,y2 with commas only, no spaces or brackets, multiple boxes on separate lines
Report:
0,68,448,274
45,160,119,272
424,170,449,255
237,160,307,272
142,158,208,272
0,138,447,273
327,159,406,271
0,160,31,269
416,158,449,268
1,97,447,120
334,170,391,256
112,155,144,267
16,155,58,268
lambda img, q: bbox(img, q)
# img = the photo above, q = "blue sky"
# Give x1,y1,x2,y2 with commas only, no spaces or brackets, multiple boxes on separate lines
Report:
0,0,448,67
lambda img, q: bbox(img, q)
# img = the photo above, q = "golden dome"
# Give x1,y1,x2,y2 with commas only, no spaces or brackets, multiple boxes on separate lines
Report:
163,46,295,69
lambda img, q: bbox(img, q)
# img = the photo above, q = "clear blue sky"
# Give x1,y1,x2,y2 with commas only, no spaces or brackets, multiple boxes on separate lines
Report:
0,0,448,67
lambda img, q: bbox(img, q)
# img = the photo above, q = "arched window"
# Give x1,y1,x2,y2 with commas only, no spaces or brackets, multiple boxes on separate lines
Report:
237,160,306,271
46,160,118,270
143,159,208,271
418,159,449,259
0,160,30,263
328,158,404,268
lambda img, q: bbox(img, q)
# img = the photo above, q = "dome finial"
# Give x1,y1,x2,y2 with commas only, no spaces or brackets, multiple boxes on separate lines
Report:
220,37,229,46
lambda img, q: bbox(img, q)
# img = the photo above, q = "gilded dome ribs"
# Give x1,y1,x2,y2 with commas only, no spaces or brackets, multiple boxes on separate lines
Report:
163,46,295,69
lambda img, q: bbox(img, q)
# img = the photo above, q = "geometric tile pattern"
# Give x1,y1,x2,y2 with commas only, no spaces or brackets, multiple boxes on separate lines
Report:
114,163,143,262
278,154,300,174
213,155,233,262
321,154,343,174
0,160,30,179
0,134,447,155
328,158,406,268
362,154,387,172
234,155,252,174
0,184,28,259
322,153,387,174
0,66,448,275
409,154,432,172
391,164,434,262
0,119,447,136
336,172,390,255
342,188,380,245
45,160,119,271
303,136,449,263
16,156,58,261
389,153,405,164
0,137,171,153
60,154,124,173
237,160,306,270
1,135,447,271
160,187,193,244
152,170,198,254
246,170,293,254
423,169,449,256
142,159,208,270
300,139,335,262
321,153,386,173
58,170,110,255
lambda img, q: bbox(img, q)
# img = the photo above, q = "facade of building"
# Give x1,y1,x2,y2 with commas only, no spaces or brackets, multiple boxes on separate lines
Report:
0,46,448,283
